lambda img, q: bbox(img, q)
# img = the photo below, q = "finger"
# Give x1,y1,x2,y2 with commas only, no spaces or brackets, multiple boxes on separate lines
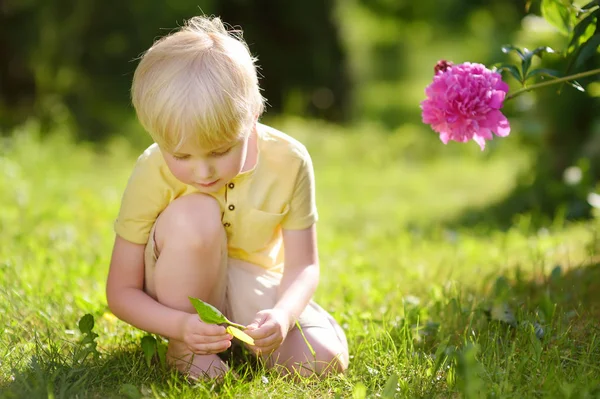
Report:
246,311,270,330
192,339,231,355
246,321,277,339
192,333,232,343
199,323,228,335
252,333,282,351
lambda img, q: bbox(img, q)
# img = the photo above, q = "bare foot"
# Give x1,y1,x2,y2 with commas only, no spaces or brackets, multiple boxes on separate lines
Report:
167,339,229,380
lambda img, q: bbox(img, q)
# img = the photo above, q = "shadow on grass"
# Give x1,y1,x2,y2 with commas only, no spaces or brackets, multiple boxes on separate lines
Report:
0,343,264,399
373,260,600,397
503,259,600,326
442,178,595,232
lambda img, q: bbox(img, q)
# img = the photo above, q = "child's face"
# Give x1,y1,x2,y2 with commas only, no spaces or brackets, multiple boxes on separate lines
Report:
161,130,252,193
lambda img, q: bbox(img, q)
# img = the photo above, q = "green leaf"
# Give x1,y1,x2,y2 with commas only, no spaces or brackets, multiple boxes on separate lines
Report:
550,265,563,282
522,46,555,78
189,297,228,324
501,45,526,60
188,297,245,328
157,340,168,368
352,383,367,399
568,9,599,52
78,314,94,334
568,80,586,91
381,373,399,398
494,63,523,83
141,335,156,367
574,33,600,69
119,384,142,399
582,0,600,10
432,339,451,377
526,68,563,80
541,0,573,35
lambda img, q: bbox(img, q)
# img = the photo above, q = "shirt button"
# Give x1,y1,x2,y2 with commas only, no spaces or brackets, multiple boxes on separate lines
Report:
228,182,235,189
228,204,235,211
223,222,231,227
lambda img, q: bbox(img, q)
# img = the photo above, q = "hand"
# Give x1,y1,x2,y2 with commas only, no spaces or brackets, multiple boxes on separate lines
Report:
179,313,232,355
245,308,292,355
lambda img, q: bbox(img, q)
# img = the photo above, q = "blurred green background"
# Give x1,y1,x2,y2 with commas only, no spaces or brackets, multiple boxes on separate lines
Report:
1,0,599,223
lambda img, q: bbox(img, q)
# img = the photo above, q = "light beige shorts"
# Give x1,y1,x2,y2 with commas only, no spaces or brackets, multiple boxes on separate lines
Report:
143,223,339,331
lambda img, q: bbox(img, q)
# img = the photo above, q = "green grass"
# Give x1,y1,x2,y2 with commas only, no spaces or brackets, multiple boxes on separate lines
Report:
1,118,599,398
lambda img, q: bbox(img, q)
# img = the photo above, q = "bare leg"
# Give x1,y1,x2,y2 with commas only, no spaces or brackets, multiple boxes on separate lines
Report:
150,193,229,380
266,316,349,378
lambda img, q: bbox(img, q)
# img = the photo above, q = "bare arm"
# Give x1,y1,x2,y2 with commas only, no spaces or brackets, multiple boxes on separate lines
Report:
275,224,320,330
105,235,191,340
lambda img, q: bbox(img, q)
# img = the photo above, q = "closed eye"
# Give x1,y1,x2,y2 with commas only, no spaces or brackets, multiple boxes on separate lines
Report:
172,153,190,160
210,147,233,157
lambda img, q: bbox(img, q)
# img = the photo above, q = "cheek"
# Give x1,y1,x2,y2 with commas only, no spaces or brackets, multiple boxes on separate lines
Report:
165,160,192,182
221,151,245,172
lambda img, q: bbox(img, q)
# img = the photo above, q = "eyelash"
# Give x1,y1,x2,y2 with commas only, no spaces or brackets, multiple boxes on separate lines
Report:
210,147,232,157
172,147,231,160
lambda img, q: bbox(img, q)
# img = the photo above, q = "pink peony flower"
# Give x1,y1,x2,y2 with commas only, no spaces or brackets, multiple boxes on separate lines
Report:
420,61,511,150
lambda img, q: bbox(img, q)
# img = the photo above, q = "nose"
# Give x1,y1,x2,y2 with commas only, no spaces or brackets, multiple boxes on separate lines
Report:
194,160,215,180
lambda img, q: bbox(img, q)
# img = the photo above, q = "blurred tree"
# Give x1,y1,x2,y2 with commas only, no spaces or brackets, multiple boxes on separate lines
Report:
217,0,351,122
0,0,348,141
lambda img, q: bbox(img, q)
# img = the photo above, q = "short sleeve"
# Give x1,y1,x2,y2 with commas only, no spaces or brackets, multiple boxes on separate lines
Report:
281,153,318,230
114,150,172,244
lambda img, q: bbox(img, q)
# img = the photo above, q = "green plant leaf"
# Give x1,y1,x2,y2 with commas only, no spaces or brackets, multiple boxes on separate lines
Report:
574,33,600,69
119,384,142,399
431,339,451,377
141,335,156,367
501,45,526,60
188,296,245,329
157,340,168,368
581,0,600,10
381,373,399,398
550,265,563,282
78,314,94,334
526,68,563,80
568,80,586,91
522,47,555,78
494,63,523,83
189,297,227,324
352,383,367,399
568,9,599,52
226,325,255,345
541,0,573,35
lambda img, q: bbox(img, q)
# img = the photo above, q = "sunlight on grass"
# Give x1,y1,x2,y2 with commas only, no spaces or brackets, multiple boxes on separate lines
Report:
1,119,598,398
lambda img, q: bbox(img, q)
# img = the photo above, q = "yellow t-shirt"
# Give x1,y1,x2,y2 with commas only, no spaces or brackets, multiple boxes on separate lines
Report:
114,123,318,272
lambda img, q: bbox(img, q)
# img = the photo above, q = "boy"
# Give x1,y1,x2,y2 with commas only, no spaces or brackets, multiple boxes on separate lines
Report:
105,16,349,380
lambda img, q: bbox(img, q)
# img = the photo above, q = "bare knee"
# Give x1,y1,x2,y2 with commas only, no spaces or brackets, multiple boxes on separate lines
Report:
273,330,349,377
155,193,223,250
309,342,349,376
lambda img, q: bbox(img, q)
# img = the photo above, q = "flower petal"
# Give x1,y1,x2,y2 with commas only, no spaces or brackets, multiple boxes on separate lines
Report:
489,90,506,109
473,134,487,150
487,110,511,137
439,131,451,144
476,128,493,140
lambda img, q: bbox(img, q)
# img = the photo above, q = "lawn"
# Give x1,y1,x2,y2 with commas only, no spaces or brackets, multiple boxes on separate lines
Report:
1,118,599,398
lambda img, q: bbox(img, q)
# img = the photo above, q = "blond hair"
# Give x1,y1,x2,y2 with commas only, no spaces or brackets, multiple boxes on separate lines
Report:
131,16,265,152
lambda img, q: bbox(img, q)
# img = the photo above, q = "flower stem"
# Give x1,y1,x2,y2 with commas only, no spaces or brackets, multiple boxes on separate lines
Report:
505,68,600,100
